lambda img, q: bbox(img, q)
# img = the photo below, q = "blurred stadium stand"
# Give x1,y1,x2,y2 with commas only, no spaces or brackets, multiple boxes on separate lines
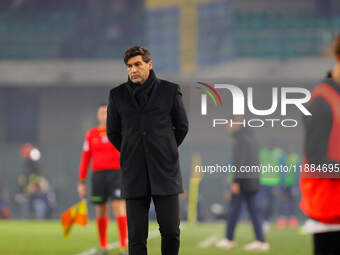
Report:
0,0,144,59
0,0,339,66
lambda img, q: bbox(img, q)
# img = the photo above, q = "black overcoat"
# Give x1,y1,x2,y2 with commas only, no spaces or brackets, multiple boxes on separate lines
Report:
107,70,189,198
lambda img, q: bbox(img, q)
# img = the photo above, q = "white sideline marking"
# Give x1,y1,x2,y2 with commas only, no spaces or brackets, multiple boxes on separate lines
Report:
75,231,158,255
197,234,220,248
75,223,186,255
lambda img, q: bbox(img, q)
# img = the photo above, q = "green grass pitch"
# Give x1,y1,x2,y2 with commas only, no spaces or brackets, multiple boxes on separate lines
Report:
0,220,312,255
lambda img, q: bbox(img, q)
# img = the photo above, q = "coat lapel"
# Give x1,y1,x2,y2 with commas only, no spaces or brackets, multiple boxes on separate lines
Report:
125,82,141,111
142,78,159,112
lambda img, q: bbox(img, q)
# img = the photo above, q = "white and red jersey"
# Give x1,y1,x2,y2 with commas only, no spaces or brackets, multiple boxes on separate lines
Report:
79,127,120,180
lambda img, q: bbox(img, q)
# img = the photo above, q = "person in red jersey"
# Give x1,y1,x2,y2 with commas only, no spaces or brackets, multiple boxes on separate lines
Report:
300,35,340,255
77,104,127,255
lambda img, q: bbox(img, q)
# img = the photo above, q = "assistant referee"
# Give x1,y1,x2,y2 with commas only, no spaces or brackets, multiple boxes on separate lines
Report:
77,104,127,255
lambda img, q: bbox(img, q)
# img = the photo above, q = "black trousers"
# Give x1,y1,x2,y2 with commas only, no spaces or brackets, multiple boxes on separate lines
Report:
126,194,180,255
314,231,340,255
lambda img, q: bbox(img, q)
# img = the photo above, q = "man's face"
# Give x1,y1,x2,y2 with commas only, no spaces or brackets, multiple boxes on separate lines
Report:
97,106,107,126
126,55,152,84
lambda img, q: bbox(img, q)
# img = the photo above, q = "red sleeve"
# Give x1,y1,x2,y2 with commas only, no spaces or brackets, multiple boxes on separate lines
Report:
79,131,92,180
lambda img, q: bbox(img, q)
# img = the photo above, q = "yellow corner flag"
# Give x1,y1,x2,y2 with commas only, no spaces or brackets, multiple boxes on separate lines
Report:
61,199,88,238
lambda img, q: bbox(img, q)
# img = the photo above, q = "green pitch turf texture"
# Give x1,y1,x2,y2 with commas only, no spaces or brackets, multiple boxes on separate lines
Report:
0,220,312,255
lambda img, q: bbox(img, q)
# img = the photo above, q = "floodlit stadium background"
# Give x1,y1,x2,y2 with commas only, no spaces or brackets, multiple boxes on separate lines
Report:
0,0,339,254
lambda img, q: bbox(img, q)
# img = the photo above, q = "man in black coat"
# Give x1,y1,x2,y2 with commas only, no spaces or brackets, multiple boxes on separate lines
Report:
107,46,188,255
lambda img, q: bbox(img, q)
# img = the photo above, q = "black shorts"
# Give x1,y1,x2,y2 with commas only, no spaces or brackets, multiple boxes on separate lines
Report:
91,170,122,204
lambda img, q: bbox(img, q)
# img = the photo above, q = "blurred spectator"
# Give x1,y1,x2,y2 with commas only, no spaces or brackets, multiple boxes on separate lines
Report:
179,190,207,222
277,150,300,229
258,139,286,231
16,143,56,219
0,181,11,219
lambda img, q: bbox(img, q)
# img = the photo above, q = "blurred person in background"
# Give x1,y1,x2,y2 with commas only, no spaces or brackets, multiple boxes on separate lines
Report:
77,104,127,255
300,34,340,255
26,176,56,219
258,139,286,231
216,116,269,251
0,181,10,219
276,149,300,229
17,143,56,219
179,189,207,222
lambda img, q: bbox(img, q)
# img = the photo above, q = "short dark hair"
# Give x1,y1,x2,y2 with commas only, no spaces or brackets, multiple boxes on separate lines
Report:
98,103,107,108
333,34,340,57
123,46,151,64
